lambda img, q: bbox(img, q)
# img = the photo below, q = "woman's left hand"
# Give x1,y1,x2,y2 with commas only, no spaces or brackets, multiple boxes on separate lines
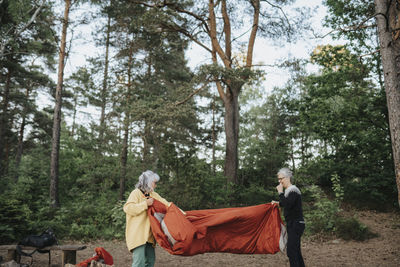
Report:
146,198,154,206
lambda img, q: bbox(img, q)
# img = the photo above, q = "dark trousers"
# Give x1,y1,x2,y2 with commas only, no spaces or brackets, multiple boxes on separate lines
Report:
286,220,305,267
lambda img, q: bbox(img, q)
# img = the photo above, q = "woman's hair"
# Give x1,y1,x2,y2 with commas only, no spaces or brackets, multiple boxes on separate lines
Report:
277,167,293,182
135,170,160,193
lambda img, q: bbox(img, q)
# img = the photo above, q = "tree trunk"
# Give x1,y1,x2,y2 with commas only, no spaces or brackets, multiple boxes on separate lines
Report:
0,69,11,176
119,118,129,200
15,87,30,181
224,86,239,184
71,95,77,137
100,15,111,142
142,56,152,169
212,95,216,175
50,0,70,208
119,39,134,200
142,121,150,169
375,0,400,207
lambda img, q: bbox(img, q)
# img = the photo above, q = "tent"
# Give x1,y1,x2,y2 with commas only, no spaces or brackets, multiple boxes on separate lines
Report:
148,199,287,256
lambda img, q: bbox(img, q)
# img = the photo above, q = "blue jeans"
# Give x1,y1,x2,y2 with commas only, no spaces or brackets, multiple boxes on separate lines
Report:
132,243,155,267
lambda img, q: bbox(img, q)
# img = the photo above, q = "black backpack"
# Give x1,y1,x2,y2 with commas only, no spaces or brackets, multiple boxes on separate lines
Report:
16,228,58,265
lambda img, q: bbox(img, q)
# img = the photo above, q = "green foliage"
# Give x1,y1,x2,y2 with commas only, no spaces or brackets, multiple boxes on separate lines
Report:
334,216,377,241
234,183,275,206
302,185,375,241
331,173,344,203
303,185,340,234
110,201,126,239
199,63,264,88
283,44,396,207
157,156,232,210
0,194,32,244
239,88,292,188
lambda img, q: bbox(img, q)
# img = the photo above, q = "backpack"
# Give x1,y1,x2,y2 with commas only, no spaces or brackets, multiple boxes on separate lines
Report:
16,228,58,265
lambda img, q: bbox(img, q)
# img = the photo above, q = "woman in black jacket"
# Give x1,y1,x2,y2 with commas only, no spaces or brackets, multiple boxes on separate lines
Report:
276,167,305,267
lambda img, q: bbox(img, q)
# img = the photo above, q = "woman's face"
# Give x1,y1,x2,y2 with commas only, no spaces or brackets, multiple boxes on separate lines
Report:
278,174,290,188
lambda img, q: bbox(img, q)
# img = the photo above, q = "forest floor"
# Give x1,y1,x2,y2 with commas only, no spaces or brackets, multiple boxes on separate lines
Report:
2,209,400,267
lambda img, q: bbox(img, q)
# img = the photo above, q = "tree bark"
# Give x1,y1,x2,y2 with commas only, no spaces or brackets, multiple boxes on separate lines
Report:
120,117,129,200
142,121,150,169
100,15,111,143
374,0,400,207
71,95,77,137
15,87,30,181
212,95,216,175
0,69,11,176
224,87,240,184
50,0,70,208
142,56,152,169
119,39,134,200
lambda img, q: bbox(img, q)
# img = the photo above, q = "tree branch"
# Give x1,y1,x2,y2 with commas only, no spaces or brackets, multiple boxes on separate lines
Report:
208,0,230,67
261,0,291,32
312,13,382,39
0,0,46,58
312,23,377,39
131,0,211,33
160,22,213,53
359,49,380,59
175,79,214,106
221,0,232,66
247,0,260,68
212,37,227,103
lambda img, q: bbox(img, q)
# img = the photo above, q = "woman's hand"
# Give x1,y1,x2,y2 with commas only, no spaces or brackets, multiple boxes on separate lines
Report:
276,184,283,194
146,198,154,206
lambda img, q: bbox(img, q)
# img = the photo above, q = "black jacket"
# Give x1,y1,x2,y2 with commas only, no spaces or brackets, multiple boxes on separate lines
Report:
279,185,304,222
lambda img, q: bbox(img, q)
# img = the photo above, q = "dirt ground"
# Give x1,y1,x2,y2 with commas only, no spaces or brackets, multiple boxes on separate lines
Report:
2,209,400,267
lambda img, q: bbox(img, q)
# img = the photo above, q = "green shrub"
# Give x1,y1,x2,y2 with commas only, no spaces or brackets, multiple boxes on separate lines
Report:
0,195,32,243
235,183,275,206
334,216,377,241
110,201,126,239
303,185,340,234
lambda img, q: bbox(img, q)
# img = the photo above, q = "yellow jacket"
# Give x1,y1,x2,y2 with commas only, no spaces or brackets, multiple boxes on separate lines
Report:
123,188,170,251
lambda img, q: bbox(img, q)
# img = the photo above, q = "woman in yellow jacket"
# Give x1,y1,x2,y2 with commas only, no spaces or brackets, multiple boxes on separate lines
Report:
123,170,171,267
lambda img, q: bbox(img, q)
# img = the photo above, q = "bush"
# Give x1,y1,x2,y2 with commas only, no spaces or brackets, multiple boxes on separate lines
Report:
335,216,377,241
234,183,275,206
110,201,126,239
0,195,32,243
302,185,376,241
303,185,340,234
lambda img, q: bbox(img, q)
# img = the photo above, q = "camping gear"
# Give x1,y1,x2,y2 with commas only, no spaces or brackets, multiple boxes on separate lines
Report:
76,247,113,267
148,199,287,256
15,228,57,265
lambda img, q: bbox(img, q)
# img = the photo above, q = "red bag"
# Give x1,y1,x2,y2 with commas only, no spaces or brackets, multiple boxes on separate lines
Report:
76,247,113,267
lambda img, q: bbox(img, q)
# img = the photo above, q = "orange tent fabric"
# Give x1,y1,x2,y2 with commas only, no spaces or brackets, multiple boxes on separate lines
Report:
148,199,284,256
76,247,113,267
